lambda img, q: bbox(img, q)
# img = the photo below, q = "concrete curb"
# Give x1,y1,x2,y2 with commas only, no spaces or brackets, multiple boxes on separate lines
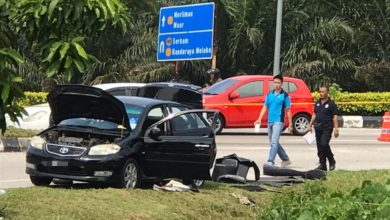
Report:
339,116,382,128
0,137,30,152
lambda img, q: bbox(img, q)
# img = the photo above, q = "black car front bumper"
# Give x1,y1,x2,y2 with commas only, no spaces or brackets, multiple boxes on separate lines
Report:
26,148,126,183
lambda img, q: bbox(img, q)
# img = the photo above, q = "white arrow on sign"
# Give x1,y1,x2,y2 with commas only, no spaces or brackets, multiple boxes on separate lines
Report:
159,41,164,53
162,16,166,27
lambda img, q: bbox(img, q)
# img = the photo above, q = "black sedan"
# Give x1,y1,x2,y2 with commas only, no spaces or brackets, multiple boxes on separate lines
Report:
26,85,218,188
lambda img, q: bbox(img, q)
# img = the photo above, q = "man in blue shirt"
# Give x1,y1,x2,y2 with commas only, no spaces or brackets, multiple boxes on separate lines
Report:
254,75,293,167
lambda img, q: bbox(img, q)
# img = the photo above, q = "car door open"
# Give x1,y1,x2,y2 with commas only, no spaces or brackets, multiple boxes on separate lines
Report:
144,110,218,180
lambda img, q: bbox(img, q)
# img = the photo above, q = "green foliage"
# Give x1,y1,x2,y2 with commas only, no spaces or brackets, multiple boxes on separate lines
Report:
282,0,390,91
312,92,390,116
0,182,271,219
19,89,390,116
283,16,355,89
15,92,47,107
2,0,389,91
0,1,25,134
259,180,390,220
355,61,390,92
40,36,99,82
11,0,131,82
89,0,390,90
0,204,4,218
1,170,389,219
223,0,266,71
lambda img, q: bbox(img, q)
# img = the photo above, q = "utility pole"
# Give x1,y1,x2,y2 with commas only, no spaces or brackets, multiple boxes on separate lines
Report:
212,0,218,69
175,61,181,81
273,0,283,76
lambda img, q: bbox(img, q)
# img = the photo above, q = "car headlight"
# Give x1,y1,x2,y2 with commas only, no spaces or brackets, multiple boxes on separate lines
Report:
30,136,46,150
88,144,121,156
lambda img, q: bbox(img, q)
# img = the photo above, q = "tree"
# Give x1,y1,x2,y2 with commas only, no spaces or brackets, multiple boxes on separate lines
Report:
3,0,390,91
282,0,390,91
0,0,25,133
11,0,131,83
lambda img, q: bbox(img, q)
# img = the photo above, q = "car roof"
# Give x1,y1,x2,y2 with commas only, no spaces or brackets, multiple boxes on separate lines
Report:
228,75,300,82
116,96,179,108
93,83,146,90
148,82,201,91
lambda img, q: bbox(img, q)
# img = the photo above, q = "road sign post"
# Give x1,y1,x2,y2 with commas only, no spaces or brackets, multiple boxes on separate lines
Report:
157,3,215,62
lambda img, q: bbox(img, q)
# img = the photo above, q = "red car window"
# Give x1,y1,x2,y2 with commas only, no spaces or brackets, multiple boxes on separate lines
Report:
235,81,264,98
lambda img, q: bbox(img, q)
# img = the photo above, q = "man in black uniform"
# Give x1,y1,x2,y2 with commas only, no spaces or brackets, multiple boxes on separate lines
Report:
307,85,339,171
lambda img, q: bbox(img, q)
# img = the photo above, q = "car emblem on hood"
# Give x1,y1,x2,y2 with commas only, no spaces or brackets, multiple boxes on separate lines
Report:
59,147,69,154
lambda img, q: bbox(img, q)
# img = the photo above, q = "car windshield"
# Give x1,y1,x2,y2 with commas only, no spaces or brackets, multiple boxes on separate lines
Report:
203,79,238,95
124,104,144,129
58,118,121,130
58,104,145,130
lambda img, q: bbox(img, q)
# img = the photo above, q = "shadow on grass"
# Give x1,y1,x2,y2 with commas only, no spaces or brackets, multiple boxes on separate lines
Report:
47,180,226,191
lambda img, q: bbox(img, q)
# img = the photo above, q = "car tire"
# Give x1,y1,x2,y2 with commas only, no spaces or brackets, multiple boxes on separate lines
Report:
208,114,224,135
118,158,142,189
182,179,205,188
30,176,52,186
293,113,310,136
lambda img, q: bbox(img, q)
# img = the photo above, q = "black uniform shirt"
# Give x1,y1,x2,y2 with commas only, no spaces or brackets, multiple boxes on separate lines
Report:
314,98,338,128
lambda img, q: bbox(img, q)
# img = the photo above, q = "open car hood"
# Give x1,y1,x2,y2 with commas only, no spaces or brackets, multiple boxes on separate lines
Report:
47,85,130,129
136,83,202,109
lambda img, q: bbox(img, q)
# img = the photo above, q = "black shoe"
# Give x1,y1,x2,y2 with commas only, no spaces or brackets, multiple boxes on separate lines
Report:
329,160,336,171
316,163,327,171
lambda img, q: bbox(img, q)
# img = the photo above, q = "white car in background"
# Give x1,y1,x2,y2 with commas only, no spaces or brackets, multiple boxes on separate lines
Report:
93,83,146,96
6,83,146,130
5,103,51,130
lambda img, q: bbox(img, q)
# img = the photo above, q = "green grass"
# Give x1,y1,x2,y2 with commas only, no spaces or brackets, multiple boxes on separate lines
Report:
1,170,389,220
258,170,390,219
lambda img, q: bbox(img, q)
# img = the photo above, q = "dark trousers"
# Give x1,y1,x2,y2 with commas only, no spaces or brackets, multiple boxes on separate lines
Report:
315,127,334,164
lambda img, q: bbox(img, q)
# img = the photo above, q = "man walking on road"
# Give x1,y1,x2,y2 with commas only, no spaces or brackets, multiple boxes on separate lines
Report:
254,75,292,167
307,85,339,171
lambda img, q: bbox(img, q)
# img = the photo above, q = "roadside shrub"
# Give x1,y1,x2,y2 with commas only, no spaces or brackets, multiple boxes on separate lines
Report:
259,180,390,219
312,92,390,116
15,92,48,107
0,204,5,219
17,91,390,116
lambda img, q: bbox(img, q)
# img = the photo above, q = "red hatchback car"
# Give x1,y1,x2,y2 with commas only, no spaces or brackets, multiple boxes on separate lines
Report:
203,75,314,135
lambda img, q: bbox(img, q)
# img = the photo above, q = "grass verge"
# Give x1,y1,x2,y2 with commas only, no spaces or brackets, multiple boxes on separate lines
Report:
0,170,389,220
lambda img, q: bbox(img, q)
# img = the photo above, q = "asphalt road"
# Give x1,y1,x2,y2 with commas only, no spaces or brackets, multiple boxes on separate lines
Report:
1,128,389,189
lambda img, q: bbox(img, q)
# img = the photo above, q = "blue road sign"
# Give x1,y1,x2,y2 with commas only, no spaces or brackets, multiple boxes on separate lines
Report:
157,3,215,61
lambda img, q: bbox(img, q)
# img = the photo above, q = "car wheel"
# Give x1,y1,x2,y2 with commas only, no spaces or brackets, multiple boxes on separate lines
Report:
182,179,205,188
293,113,310,135
119,158,141,189
208,114,224,134
30,176,52,186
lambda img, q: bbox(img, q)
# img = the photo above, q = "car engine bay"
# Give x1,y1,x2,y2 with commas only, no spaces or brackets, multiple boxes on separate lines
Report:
41,128,122,148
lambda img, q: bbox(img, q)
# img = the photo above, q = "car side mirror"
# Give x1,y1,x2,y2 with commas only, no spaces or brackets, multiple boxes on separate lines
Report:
229,91,240,100
149,127,162,140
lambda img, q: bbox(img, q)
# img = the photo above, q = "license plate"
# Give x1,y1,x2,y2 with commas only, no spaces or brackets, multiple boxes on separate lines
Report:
51,161,68,167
